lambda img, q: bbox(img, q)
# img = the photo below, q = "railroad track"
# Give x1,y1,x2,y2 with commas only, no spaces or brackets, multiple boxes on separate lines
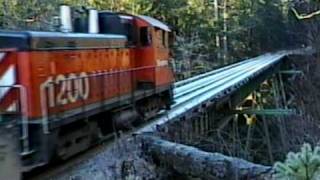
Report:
174,56,260,88
26,52,289,179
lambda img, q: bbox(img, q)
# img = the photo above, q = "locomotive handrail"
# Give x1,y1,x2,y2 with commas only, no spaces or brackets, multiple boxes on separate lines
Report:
83,65,158,77
44,66,159,83
16,85,30,154
0,48,17,52
0,84,30,153
40,84,50,134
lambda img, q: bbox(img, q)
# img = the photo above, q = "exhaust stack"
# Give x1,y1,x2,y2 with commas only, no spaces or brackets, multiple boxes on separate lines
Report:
88,9,99,33
60,5,73,32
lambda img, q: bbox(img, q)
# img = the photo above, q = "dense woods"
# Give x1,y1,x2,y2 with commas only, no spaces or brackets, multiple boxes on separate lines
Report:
1,0,319,76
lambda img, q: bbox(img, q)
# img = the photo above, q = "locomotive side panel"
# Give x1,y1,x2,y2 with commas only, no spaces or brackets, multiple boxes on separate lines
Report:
24,48,132,119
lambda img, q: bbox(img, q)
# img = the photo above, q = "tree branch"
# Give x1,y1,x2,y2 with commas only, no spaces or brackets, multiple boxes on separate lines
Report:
292,8,320,20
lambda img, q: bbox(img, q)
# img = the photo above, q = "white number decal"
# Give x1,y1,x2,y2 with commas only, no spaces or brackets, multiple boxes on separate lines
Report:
78,72,90,100
56,74,68,106
41,72,90,108
67,73,79,103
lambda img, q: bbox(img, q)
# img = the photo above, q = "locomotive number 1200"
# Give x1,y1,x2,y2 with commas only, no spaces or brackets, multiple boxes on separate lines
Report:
41,72,90,108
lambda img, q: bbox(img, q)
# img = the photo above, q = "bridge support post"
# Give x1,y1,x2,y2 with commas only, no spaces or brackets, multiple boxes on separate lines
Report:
231,114,240,156
244,123,254,161
200,113,205,135
262,115,274,163
257,83,275,163
272,75,288,152
205,111,210,135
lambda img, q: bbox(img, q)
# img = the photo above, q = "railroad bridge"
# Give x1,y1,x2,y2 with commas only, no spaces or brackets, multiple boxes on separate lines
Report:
0,48,314,178
138,48,314,164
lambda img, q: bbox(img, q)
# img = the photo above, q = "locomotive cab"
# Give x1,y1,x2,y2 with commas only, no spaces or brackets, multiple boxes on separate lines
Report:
132,15,174,89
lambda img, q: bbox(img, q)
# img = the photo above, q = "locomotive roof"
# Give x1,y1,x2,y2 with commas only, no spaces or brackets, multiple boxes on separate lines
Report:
114,12,171,32
0,31,127,51
137,15,171,32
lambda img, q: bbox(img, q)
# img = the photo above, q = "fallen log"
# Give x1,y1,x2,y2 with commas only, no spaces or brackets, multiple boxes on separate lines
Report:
139,135,274,180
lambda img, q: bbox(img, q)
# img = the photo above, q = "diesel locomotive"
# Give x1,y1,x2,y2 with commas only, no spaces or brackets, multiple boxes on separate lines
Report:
0,6,174,170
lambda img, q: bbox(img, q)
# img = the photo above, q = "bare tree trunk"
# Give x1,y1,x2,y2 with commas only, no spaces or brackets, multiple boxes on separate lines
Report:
139,135,274,180
223,0,228,64
214,0,221,63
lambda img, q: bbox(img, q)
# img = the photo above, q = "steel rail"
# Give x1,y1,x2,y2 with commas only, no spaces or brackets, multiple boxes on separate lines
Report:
174,54,271,88
174,57,269,99
174,63,267,106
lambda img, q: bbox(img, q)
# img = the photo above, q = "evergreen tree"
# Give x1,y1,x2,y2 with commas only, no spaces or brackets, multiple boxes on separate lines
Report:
274,144,320,180
0,0,309,66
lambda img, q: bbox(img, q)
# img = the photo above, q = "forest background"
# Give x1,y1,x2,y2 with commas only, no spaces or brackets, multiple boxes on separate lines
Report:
1,0,319,77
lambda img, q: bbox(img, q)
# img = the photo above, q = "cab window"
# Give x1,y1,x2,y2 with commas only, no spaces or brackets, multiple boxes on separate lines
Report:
162,31,167,48
140,27,151,46
156,29,166,48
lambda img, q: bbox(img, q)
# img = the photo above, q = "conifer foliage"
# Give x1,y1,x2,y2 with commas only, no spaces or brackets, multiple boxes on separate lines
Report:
274,144,320,180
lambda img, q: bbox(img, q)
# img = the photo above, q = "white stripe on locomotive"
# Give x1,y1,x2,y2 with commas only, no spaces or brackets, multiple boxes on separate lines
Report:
6,100,18,112
0,65,16,100
0,53,6,63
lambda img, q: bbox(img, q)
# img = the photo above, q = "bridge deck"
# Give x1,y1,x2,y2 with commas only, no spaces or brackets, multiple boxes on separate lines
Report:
138,50,304,133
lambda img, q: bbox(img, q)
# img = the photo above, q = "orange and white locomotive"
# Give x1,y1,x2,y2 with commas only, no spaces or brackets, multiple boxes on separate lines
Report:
0,6,174,169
